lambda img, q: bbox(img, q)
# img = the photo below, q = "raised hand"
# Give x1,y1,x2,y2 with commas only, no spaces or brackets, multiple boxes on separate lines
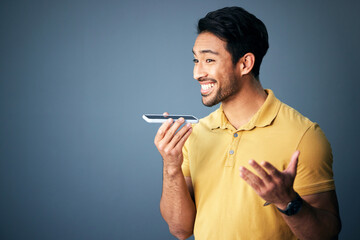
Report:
239,151,300,209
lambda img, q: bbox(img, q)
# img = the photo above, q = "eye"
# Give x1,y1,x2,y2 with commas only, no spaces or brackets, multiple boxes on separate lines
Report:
193,59,199,63
206,59,214,63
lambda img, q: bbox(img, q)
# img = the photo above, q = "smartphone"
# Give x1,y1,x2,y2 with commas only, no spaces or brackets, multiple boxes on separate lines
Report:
142,114,199,123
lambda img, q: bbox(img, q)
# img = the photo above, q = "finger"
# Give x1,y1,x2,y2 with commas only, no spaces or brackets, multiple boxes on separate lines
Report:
239,166,265,192
261,161,282,178
154,118,173,143
168,123,192,149
285,150,300,177
163,112,169,117
174,124,192,150
249,159,271,182
161,117,185,144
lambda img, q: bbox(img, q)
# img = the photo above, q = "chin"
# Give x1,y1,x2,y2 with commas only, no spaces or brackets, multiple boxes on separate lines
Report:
202,96,218,107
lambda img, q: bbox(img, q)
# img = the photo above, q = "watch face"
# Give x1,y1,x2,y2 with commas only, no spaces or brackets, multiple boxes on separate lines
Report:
278,194,303,216
286,196,303,216
288,200,302,215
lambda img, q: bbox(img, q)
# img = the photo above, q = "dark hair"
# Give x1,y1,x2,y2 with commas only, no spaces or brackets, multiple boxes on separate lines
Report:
197,7,269,78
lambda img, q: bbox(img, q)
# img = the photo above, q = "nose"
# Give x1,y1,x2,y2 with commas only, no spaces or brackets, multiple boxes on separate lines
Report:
193,62,208,80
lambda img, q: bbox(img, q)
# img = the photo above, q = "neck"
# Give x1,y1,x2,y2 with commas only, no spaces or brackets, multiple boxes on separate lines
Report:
222,76,267,129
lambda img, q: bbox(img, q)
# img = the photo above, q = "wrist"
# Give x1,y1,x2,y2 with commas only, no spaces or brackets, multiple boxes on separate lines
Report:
163,165,183,177
276,192,303,216
274,190,298,210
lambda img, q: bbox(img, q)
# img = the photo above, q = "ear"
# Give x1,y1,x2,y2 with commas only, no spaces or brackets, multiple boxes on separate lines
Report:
239,53,255,76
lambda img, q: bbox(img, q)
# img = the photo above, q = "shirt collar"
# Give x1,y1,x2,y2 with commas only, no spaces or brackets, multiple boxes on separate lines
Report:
210,89,281,131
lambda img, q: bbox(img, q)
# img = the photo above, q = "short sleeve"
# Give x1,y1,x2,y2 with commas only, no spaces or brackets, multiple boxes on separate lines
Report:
293,123,335,196
182,139,191,177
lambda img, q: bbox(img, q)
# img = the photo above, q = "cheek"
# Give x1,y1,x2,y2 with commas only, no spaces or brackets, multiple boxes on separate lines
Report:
210,64,224,78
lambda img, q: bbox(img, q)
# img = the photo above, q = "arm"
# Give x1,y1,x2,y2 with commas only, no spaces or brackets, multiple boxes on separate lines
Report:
282,190,341,240
154,116,196,240
239,151,341,240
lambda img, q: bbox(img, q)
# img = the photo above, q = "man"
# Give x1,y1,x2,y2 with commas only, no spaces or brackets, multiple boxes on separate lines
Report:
154,6,341,240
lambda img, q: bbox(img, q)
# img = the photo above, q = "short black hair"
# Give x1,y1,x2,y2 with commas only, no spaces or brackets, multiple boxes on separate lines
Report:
197,7,269,78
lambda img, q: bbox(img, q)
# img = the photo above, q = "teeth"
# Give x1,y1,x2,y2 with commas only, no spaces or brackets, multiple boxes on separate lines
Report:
201,83,215,90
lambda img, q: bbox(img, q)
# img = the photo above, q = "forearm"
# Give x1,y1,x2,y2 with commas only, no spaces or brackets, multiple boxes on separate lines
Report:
160,166,196,239
280,200,341,240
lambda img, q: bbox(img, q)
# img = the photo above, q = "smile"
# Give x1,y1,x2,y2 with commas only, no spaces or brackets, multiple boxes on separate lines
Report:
201,83,215,90
200,82,215,95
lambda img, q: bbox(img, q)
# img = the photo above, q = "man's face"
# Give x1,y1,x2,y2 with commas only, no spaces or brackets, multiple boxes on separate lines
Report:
192,32,241,107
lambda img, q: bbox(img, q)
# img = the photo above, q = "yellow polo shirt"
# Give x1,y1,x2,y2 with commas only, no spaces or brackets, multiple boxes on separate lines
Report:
182,89,335,240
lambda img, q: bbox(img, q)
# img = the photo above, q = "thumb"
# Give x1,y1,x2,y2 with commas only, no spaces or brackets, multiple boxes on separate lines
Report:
286,150,300,177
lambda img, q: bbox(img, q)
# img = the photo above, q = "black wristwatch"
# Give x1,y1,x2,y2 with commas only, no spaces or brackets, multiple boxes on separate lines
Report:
277,193,303,216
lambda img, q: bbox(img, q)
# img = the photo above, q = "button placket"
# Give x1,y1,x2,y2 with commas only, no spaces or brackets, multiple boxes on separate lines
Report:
225,131,241,167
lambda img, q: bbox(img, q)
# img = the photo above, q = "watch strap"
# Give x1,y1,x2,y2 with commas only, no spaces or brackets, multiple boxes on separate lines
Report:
277,193,303,216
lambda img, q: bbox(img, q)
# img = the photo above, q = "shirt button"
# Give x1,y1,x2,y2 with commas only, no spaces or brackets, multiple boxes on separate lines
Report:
229,150,234,155
234,133,238,137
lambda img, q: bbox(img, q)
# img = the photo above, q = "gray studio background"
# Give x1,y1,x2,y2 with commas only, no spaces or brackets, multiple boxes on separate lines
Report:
1,0,359,239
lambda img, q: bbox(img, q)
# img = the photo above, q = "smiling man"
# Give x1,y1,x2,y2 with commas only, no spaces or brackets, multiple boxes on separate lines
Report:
154,7,341,240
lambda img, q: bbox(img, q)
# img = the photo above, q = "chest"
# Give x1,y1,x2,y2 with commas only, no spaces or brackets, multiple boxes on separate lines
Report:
189,127,297,172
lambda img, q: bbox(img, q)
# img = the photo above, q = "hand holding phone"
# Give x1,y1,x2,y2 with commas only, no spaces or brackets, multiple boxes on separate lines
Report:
153,113,193,170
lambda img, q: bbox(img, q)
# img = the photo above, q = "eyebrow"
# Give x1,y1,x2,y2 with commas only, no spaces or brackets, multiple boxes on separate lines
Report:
192,49,219,55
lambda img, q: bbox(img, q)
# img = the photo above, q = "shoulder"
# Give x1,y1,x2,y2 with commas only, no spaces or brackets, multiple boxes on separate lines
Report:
184,107,221,149
277,102,313,130
192,107,220,133
274,102,320,142
267,99,332,155
277,101,333,168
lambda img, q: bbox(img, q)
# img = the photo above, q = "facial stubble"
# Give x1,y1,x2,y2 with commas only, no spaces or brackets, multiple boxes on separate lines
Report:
202,73,240,107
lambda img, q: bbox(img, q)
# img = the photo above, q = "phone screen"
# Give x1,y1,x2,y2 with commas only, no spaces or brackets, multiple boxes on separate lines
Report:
143,114,199,123
145,115,197,120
